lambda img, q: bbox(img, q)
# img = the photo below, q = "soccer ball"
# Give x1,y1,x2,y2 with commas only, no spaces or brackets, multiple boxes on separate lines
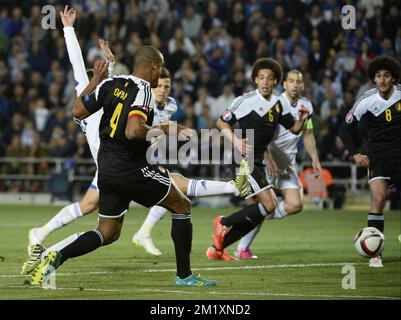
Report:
354,227,385,258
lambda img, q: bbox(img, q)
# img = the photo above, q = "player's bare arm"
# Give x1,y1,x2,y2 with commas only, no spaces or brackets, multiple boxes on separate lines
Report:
158,120,193,141
125,115,154,140
302,128,321,177
264,149,279,177
99,39,115,62
289,105,309,135
60,5,76,27
73,59,109,119
352,153,370,167
217,118,252,157
125,117,187,141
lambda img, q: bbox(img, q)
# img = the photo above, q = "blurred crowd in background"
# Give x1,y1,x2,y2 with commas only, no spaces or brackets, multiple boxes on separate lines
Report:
0,0,400,195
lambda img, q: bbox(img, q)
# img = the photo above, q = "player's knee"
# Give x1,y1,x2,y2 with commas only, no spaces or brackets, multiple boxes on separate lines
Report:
79,200,98,215
180,196,191,213
175,196,191,214
111,229,121,243
171,172,185,181
261,197,277,213
287,201,303,215
102,230,121,246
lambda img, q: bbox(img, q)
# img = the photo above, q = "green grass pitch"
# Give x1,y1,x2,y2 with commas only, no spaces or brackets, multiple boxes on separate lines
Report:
0,204,399,300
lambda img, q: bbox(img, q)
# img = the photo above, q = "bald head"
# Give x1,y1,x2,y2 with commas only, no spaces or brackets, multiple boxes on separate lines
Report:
134,46,164,68
133,46,164,88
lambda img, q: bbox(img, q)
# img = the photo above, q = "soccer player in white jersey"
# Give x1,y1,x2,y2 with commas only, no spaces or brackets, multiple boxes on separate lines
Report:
339,56,401,268
26,6,114,256
132,67,250,256
21,6,250,273
235,69,321,259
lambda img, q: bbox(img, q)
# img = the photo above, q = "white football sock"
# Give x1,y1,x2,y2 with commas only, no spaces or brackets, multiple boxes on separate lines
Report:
41,232,83,260
186,179,238,197
265,200,288,220
36,203,83,240
237,224,262,251
136,205,168,237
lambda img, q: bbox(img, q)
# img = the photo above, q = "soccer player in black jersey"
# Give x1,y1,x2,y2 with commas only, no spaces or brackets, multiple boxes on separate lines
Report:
30,46,216,287
207,58,309,260
339,56,401,268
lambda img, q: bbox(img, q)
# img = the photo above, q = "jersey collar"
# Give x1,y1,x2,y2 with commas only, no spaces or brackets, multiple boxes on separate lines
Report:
283,92,299,108
128,74,151,86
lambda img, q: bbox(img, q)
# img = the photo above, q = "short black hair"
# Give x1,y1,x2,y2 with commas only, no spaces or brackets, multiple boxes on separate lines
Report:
284,69,303,81
251,58,283,83
134,46,163,67
367,56,401,83
159,67,171,80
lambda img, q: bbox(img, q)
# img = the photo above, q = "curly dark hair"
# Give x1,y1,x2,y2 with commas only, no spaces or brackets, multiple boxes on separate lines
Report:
367,56,401,83
251,58,283,83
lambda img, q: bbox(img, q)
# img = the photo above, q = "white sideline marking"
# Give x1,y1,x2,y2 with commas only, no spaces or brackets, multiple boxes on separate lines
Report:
1,261,398,279
0,285,399,300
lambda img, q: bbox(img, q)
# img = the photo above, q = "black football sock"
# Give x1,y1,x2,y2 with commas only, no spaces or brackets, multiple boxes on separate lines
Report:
222,223,258,249
171,214,192,279
59,230,104,266
221,203,266,227
222,203,267,249
367,213,384,233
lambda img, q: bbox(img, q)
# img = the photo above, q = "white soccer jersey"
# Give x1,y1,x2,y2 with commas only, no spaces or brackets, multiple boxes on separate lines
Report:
152,96,178,125
64,26,111,168
269,93,313,171
149,96,177,163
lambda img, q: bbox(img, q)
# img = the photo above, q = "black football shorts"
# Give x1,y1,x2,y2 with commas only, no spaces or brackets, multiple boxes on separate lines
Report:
98,165,171,218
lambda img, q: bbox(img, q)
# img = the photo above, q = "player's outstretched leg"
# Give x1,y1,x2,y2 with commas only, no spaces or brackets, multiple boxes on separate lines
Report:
132,161,251,256
177,159,251,198
20,244,46,276
30,216,123,286
21,232,84,276
27,188,98,254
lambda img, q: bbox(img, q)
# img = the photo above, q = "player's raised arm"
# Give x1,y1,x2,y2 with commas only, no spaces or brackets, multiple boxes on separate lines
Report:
61,6,89,96
98,38,115,76
73,59,109,119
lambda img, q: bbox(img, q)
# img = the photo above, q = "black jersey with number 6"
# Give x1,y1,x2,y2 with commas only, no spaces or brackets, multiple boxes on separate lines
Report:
220,90,295,165
81,75,155,174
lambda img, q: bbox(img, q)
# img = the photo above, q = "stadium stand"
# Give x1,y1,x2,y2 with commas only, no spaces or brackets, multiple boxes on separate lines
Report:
0,0,400,208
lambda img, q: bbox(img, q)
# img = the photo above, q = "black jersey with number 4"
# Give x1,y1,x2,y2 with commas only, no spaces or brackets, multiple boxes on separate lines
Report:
220,90,295,165
81,75,155,174
342,85,401,162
